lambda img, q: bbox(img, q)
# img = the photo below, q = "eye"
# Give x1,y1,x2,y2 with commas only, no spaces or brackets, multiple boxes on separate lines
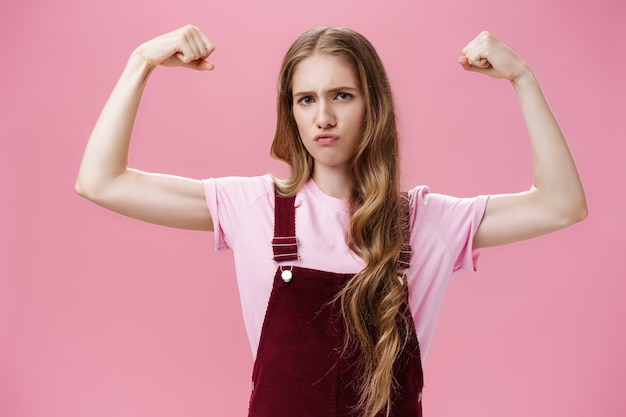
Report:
297,96,314,105
336,92,353,101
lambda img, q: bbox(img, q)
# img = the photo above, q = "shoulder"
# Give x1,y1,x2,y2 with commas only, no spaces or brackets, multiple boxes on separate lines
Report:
203,175,277,250
203,174,274,192
404,186,489,276
407,185,488,217
407,185,447,217
203,174,275,203
406,185,430,206
202,174,277,222
405,185,489,243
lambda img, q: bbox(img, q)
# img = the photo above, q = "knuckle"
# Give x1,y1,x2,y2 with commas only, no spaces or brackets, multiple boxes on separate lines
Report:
181,25,196,39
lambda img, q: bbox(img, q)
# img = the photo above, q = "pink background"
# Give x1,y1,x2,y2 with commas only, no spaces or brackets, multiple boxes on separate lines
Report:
2,0,624,416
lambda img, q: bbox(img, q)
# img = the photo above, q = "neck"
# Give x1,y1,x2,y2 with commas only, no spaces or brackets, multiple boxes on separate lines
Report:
311,164,352,201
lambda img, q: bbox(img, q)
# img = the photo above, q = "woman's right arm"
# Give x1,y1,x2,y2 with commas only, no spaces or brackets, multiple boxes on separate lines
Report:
75,25,215,231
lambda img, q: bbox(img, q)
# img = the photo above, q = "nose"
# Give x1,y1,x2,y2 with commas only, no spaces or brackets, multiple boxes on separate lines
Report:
316,100,336,129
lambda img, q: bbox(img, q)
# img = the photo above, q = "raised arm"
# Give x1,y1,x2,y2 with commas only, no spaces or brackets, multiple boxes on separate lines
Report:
458,32,587,248
75,25,215,231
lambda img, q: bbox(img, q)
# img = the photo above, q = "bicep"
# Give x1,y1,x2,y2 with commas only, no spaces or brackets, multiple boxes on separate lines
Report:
473,189,566,249
83,169,213,231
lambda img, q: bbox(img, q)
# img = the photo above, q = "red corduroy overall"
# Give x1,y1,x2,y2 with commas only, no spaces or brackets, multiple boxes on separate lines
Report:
248,192,424,416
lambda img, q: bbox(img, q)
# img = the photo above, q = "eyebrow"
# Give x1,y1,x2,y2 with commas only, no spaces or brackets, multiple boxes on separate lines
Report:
292,86,361,97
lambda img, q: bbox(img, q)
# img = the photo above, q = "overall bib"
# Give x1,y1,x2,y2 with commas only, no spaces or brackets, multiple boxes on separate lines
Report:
248,192,424,416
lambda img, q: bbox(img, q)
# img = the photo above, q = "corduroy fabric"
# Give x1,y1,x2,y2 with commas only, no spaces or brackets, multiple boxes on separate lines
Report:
248,193,424,416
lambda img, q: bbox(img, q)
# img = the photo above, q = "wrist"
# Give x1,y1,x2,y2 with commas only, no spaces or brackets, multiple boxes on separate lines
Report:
128,47,156,73
510,64,536,89
124,49,155,82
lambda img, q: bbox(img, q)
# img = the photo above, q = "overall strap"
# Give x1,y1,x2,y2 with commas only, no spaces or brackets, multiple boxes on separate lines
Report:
271,188,412,268
272,190,299,263
398,192,413,271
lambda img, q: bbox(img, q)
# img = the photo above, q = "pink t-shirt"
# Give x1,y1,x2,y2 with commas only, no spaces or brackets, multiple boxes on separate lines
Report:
203,174,488,361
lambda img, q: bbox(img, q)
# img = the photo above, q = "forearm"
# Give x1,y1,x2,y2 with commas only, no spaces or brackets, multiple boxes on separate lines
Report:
512,69,587,223
75,52,153,198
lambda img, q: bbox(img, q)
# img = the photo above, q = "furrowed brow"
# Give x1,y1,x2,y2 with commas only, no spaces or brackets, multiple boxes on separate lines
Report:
293,86,360,97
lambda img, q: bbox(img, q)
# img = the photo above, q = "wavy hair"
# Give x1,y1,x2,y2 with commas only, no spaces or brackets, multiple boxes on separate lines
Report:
270,27,411,417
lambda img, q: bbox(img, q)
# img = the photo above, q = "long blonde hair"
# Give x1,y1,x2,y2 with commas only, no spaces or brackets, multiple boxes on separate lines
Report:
270,27,411,417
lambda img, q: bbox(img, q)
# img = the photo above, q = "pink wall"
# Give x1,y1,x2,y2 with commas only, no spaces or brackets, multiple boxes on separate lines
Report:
2,0,624,416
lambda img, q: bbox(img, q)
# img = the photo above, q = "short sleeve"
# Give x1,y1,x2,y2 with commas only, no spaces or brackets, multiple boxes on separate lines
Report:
202,175,274,251
409,186,489,273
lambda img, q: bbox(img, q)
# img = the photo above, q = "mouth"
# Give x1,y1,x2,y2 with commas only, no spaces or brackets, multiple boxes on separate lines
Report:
314,134,339,144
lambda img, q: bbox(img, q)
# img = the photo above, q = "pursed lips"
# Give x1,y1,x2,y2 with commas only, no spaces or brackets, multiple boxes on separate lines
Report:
314,134,339,144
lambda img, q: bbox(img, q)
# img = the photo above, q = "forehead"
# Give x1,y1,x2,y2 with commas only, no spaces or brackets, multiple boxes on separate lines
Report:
291,53,359,92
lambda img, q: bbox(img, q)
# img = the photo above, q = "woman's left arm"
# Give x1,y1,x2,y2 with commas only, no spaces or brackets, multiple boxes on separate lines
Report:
458,32,588,248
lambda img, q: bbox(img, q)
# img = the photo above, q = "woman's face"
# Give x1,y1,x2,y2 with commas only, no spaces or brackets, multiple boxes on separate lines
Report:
291,53,365,173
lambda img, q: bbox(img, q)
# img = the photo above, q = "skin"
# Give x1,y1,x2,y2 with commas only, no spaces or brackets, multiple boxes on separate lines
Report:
458,31,587,247
291,53,366,200
75,26,587,248
75,26,214,231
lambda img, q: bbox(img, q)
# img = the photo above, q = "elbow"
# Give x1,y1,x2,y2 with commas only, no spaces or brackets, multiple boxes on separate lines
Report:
570,190,588,224
572,200,588,224
556,197,588,228
534,183,588,229
75,169,128,205
74,177,87,199
74,172,95,200
74,173,105,203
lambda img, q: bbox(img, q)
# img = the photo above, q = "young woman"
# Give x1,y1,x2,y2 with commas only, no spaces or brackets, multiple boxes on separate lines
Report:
76,25,587,417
